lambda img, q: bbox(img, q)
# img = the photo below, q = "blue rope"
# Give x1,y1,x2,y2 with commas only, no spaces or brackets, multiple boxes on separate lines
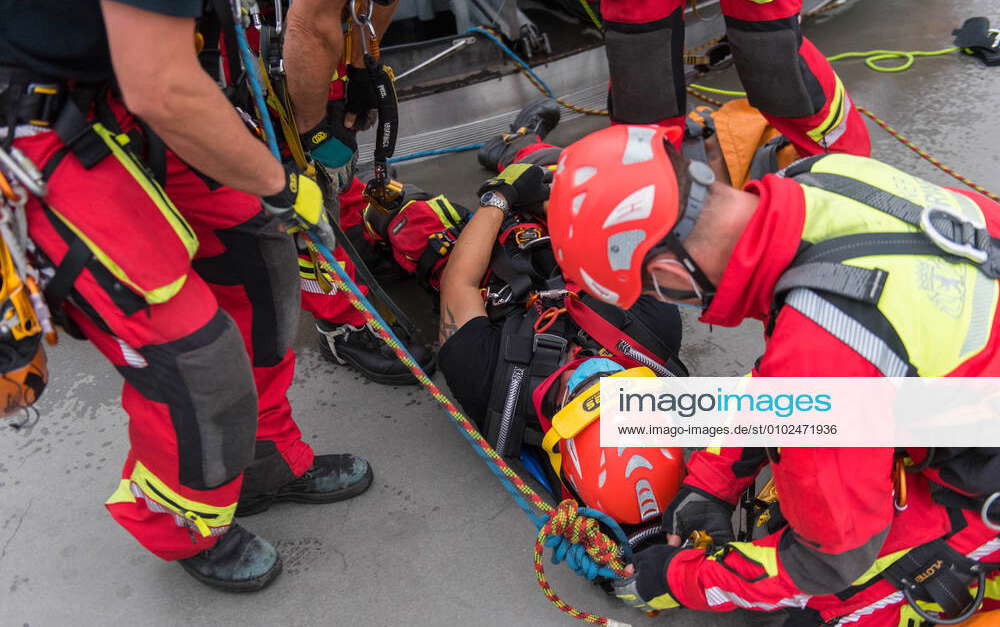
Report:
387,143,484,163
465,26,554,97
233,14,281,157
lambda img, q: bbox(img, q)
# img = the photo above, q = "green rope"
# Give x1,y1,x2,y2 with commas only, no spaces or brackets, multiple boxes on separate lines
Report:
578,0,603,32
690,46,961,95
826,47,959,72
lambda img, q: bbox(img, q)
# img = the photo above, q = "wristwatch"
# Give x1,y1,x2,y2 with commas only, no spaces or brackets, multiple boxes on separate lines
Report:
480,191,511,216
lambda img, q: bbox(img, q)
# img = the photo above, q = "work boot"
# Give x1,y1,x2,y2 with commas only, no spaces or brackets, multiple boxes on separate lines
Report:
316,319,437,385
237,454,374,516
178,524,282,592
478,97,561,172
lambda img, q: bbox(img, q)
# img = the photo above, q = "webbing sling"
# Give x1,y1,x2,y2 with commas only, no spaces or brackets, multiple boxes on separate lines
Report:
565,294,687,377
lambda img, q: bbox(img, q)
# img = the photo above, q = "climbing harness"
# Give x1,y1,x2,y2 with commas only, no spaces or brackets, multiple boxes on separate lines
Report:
232,19,636,626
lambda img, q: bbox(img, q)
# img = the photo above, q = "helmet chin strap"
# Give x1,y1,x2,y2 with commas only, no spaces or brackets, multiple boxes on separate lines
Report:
650,160,718,308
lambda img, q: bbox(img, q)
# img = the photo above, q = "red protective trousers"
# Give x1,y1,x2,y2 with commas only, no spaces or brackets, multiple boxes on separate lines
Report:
16,96,313,560
599,0,870,156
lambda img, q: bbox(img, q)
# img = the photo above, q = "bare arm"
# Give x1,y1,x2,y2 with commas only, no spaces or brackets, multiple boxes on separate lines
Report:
437,204,505,344
101,1,284,196
283,0,348,131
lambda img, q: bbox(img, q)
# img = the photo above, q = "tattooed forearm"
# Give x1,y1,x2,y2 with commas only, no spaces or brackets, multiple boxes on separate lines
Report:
438,305,459,344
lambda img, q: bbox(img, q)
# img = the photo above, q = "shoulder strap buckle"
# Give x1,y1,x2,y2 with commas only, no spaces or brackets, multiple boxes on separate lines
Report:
533,332,567,355
920,204,989,265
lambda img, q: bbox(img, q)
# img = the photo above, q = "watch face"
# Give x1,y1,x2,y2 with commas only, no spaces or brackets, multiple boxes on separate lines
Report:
481,191,506,210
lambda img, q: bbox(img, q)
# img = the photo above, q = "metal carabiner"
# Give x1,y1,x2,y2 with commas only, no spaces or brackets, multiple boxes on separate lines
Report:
981,492,1000,531
920,204,989,265
349,0,377,55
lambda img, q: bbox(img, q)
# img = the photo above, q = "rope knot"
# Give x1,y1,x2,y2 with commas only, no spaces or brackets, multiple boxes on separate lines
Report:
538,500,629,581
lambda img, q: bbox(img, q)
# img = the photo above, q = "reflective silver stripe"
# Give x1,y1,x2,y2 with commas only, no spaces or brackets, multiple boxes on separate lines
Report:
961,268,996,360
495,365,526,454
785,288,911,377
704,587,811,611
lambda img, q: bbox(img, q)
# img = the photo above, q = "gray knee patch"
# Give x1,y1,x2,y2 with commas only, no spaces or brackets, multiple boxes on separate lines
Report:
118,311,258,490
725,17,825,118
257,217,299,363
605,12,685,123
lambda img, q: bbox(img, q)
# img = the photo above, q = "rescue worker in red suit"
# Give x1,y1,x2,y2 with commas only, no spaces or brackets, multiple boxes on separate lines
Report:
598,0,871,156
0,0,374,591
276,0,439,384
546,124,1000,625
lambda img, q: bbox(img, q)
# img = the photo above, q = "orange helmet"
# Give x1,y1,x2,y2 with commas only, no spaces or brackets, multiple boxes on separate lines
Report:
543,360,684,525
548,124,716,308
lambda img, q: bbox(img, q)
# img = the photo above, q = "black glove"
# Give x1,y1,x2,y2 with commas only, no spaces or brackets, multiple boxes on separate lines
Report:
661,485,736,546
612,544,683,611
345,65,379,131
477,163,549,219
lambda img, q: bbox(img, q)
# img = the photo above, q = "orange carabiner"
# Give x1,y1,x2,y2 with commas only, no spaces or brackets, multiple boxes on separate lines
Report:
894,457,908,510
0,171,19,201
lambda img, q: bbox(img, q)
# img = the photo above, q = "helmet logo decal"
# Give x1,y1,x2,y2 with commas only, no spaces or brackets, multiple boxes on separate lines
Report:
635,479,661,521
602,184,655,228
573,167,597,186
622,126,656,165
624,454,653,478
607,229,646,271
582,391,600,412
580,268,619,305
598,468,607,488
565,438,583,479
571,192,587,216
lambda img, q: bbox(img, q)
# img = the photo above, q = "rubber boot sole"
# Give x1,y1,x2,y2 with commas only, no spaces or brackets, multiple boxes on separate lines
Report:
317,335,437,386
179,555,284,593
237,464,374,517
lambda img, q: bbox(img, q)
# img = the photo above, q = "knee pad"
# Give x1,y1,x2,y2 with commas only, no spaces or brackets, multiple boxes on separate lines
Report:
118,310,258,490
604,9,686,124
725,16,825,118
194,211,299,367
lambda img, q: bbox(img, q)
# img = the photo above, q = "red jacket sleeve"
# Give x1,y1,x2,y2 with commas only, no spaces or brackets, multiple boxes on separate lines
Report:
668,447,895,611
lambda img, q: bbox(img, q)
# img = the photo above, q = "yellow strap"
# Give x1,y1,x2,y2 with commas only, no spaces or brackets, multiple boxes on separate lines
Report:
806,74,847,144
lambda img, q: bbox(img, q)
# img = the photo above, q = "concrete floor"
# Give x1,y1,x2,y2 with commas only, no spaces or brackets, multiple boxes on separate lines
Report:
3,0,1000,625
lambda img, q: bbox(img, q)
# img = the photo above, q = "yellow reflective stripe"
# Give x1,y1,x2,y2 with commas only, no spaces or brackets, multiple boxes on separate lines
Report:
850,548,911,586
106,478,137,506
423,196,461,229
712,542,780,577
93,125,197,258
806,75,846,144
130,461,235,537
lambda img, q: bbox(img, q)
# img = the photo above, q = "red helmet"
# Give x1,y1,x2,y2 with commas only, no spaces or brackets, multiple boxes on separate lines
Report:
548,125,685,308
545,364,684,525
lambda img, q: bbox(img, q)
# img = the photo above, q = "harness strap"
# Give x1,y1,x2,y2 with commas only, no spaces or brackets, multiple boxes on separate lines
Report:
52,96,111,170
882,538,982,620
682,116,711,164
208,0,244,98
795,171,1000,278
774,262,887,304
42,236,92,309
565,294,686,376
749,135,791,182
